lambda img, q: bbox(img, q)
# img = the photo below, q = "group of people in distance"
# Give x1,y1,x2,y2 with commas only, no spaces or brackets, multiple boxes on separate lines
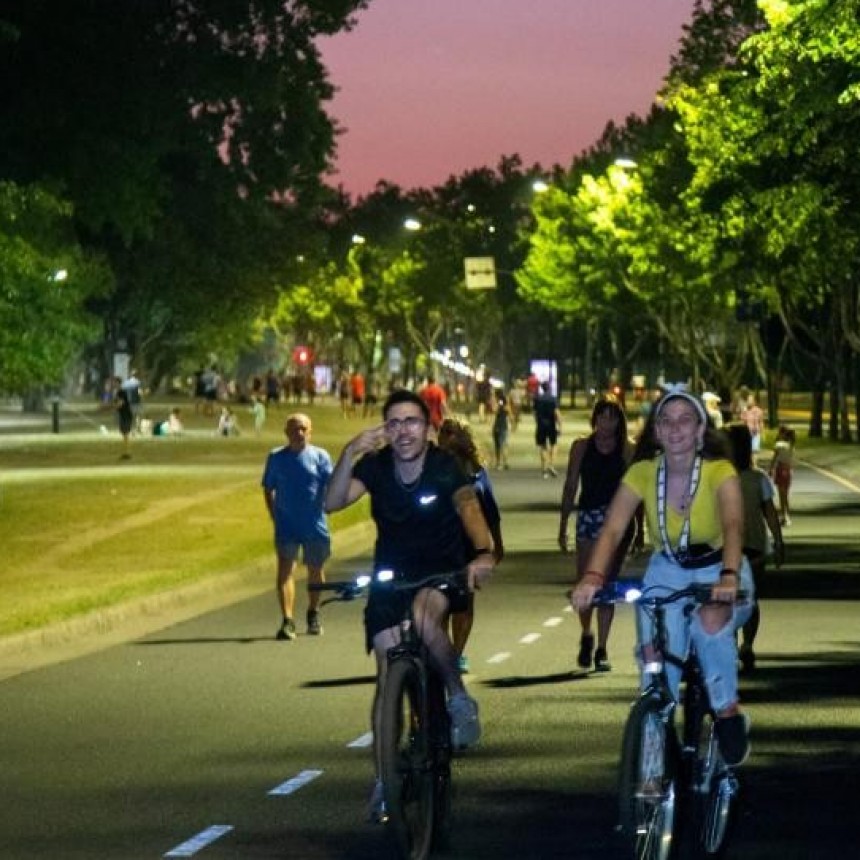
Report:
260,381,794,824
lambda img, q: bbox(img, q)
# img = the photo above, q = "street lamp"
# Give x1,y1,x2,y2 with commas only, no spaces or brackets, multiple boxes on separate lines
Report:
532,179,549,193
403,217,421,231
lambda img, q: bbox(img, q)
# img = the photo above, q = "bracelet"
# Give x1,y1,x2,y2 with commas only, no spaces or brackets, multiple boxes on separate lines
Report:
719,568,738,579
583,570,606,585
473,548,492,555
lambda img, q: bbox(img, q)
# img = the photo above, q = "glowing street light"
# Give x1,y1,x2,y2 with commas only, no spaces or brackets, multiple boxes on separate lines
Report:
614,157,638,170
403,217,421,231
532,179,549,193
351,233,366,245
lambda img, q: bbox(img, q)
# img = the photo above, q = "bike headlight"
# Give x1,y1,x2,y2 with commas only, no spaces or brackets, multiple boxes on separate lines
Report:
375,569,395,583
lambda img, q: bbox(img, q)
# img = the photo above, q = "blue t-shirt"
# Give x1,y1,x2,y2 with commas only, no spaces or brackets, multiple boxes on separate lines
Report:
261,444,333,543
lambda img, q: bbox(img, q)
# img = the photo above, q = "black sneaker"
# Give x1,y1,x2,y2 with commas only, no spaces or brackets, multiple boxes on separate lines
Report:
716,713,751,767
276,618,296,641
594,647,612,672
306,609,323,636
577,633,594,669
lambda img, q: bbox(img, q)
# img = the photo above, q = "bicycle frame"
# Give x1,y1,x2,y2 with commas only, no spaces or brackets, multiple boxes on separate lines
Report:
311,570,464,860
609,583,742,860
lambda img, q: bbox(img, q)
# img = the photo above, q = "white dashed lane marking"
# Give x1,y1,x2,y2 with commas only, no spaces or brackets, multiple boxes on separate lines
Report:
519,633,541,645
487,652,511,664
164,825,234,857
268,768,324,796
347,732,373,748
543,617,564,627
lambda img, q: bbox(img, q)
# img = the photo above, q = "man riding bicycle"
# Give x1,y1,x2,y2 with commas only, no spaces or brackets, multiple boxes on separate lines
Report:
325,389,496,820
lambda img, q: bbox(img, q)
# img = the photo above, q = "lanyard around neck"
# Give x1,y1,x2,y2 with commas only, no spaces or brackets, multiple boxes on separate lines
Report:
656,453,702,563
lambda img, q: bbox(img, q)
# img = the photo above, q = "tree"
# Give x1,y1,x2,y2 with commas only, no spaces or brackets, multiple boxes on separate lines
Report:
0,0,369,383
669,0,860,437
0,181,109,396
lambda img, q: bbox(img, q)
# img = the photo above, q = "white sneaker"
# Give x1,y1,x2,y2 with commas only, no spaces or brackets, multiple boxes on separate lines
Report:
447,692,481,749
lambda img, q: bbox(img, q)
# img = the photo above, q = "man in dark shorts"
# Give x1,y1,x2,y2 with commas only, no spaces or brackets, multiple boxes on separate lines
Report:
533,381,562,477
326,389,496,820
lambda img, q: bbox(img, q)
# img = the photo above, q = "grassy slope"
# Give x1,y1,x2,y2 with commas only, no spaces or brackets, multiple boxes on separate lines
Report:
0,402,369,637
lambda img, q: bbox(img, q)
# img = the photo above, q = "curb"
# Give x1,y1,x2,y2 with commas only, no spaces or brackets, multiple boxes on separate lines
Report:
0,520,376,681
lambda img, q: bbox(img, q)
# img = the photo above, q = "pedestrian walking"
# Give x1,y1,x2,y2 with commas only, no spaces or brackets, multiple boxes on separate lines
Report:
533,381,562,477
726,422,784,673
262,413,333,640
114,376,133,459
491,392,511,469
769,424,796,526
558,395,635,671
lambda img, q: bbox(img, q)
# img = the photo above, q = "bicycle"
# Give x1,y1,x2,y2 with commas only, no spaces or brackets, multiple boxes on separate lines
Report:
595,581,747,860
311,569,467,860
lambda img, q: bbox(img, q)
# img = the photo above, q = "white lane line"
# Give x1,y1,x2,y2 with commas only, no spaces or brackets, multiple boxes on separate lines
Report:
563,605,573,612
543,617,564,627
487,652,511,664
164,825,233,857
347,732,373,748
519,633,541,645
268,768,324,796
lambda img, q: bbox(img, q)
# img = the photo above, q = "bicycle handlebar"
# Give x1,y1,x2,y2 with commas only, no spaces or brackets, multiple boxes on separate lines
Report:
309,569,468,604
573,581,748,607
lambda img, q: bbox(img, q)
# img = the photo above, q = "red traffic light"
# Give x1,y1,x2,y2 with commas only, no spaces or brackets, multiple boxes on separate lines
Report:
292,345,312,365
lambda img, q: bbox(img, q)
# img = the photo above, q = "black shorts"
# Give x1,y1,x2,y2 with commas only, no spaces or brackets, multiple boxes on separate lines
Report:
535,423,558,447
364,579,469,652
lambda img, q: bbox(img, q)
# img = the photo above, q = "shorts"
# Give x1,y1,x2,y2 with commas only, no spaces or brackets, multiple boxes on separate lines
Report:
275,538,331,568
364,577,469,652
535,423,558,448
773,463,792,491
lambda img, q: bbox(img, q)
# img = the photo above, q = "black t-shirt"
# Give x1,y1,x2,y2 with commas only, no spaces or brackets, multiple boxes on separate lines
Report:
579,436,627,510
353,444,470,578
533,392,557,427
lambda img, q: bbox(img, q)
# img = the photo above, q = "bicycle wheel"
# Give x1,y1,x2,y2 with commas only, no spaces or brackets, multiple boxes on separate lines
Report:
692,713,738,858
428,673,452,851
617,696,678,860
379,658,434,860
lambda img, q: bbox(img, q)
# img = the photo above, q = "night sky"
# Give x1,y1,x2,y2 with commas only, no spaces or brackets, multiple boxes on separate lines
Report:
320,0,696,196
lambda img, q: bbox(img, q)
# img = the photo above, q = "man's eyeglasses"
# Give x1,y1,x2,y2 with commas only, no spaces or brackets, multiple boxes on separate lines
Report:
384,416,426,434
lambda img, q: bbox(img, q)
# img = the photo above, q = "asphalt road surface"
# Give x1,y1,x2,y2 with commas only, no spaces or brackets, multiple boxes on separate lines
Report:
2,455,859,859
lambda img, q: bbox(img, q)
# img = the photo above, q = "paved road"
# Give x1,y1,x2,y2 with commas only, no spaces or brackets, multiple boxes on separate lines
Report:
1,456,859,859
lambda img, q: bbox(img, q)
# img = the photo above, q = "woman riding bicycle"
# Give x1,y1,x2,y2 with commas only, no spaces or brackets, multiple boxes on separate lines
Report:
571,386,755,767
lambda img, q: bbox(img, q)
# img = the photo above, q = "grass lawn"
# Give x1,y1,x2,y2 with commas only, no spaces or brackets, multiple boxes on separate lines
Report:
0,400,371,637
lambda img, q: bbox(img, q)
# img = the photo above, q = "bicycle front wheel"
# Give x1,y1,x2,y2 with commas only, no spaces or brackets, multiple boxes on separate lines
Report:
617,696,678,860
380,658,434,860
693,713,738,858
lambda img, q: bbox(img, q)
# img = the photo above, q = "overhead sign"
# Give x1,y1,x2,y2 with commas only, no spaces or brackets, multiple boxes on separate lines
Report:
464,256,497,290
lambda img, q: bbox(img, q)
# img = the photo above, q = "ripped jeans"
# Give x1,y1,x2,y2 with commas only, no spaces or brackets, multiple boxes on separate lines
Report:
636,552,755,713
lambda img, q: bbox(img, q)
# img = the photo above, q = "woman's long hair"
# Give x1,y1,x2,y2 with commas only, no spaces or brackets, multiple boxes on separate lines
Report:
590,394,628,451
437,417,485,473
725,422,754,472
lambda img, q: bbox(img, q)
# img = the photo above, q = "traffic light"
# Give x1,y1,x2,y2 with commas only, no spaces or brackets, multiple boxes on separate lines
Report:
292,345,313,366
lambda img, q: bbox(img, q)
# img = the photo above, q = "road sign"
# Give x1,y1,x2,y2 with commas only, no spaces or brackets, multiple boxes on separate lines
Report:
464,256,497,290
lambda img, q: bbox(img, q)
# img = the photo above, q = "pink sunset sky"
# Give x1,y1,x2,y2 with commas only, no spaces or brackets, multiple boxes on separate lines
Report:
319,0,696,197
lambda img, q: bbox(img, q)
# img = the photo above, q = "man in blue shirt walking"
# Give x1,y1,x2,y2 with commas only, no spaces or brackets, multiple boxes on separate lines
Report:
262,413,333,639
